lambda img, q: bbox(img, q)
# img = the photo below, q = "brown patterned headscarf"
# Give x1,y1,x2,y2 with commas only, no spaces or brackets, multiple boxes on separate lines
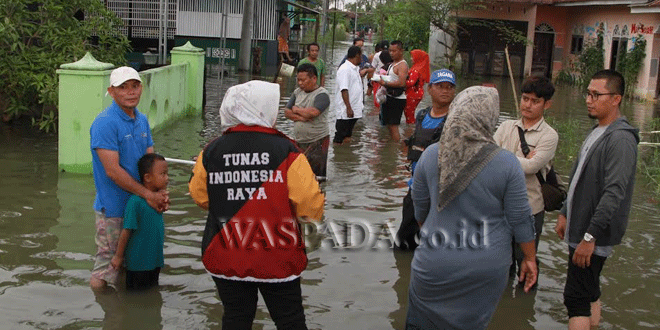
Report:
437,86,501,211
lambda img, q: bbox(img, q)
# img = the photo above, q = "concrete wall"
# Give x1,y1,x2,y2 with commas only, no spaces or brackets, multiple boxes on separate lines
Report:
536,6,570,76
460,3,537,76
137,63,188,131
563,6,660,99
57,42,204,174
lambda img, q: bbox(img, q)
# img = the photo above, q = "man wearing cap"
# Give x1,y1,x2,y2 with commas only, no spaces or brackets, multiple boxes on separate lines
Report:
395,69,456,250
494,75,559,287
89,66,169,292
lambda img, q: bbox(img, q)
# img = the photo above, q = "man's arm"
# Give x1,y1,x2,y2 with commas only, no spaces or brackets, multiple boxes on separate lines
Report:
493,122,506,147
293,92,330,120
291,106,321,121
284,93,307,122
96,149,168,212
284,107,308,122
516,130,558,174
390,62,408,88
586,132,638,240
320,74,325,87
573,132,637,268
359,67,375,78
341,89,354,118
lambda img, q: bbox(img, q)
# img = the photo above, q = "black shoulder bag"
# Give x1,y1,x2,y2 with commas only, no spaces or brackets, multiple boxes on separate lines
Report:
517,127,567,212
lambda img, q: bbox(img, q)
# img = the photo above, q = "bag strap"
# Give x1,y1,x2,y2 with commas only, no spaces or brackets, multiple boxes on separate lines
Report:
517,126,546,184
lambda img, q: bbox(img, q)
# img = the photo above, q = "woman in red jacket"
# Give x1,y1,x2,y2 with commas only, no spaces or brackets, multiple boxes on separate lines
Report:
404,50,430,124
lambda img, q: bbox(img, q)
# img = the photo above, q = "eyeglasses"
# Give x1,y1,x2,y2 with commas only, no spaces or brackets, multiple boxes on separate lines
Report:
583,91,617,101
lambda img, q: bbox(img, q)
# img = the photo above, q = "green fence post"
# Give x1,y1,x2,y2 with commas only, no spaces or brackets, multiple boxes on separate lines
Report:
56,52,114,174
171,41,205,114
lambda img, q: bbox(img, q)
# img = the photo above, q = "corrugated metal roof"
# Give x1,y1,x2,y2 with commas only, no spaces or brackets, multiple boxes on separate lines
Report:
635,0,660,6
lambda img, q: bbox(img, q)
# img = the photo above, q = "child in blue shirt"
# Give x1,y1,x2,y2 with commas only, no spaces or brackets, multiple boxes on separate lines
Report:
112,153,168,291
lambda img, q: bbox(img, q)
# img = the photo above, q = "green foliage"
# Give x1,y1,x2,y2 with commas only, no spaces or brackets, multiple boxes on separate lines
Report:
31,109,57,133
319,22,347,43
638,119,660,198
0,0,131,131
381,0,430,50
576,30,604,89
618,35,646,97
555,69,577,86
544,117,583,168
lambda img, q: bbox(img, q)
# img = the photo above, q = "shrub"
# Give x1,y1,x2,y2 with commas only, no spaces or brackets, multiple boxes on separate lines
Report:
0,0,131,131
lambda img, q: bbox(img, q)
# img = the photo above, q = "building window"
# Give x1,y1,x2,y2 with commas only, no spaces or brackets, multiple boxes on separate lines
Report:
571,35,583,54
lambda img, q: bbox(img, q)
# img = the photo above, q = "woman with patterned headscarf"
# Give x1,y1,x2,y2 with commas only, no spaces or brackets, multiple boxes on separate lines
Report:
406,86,537,330
403,50,430,124
189,80,324,329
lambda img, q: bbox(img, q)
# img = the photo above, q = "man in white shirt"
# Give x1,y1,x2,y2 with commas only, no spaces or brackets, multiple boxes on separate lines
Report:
333,46,364,145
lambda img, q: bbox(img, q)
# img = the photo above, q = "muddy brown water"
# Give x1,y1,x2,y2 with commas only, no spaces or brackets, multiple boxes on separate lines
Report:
1,44,659,329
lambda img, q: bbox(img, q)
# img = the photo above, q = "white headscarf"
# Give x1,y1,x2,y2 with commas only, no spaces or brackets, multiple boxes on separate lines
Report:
219,80,280,131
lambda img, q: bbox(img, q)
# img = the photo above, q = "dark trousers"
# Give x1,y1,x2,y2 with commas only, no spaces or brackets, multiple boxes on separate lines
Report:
511,211,544,279
213,277,308,330
564,247,607,318
126,268,160,291
395,189,419,250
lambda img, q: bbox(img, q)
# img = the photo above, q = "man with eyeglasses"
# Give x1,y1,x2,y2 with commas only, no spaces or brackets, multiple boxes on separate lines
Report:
555,70,639,330
494,75,559,288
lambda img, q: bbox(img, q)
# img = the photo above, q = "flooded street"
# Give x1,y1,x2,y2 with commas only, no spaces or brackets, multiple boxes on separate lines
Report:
1,43,660,329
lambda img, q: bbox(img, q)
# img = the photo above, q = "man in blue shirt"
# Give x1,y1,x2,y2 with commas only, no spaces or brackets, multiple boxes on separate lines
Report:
395,69,456,250
89,66,169,292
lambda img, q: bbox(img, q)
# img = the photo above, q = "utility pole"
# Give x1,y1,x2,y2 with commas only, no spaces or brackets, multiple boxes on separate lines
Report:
158,0,166,64
238,0,254,72
321,0,329,61
353,3,358,39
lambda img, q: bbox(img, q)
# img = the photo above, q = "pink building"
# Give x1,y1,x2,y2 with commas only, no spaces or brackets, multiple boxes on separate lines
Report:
445,0,660,99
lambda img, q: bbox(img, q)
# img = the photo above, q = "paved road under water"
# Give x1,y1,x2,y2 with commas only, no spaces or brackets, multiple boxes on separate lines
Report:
1,44,660,329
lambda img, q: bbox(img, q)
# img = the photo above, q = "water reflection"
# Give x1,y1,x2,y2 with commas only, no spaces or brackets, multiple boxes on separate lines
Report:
95,288,163,330
1,42,660,329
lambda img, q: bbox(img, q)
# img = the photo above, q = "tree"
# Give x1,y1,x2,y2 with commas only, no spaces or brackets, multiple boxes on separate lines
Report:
0,0,131,131
410,0,529,71
381,1,430,50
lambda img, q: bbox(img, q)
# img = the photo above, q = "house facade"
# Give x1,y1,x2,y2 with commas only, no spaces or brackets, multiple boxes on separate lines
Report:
105,0,320,68
434,0,660,99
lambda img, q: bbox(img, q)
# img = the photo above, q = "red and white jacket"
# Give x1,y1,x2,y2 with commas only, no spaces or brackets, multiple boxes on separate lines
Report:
189,125,325,282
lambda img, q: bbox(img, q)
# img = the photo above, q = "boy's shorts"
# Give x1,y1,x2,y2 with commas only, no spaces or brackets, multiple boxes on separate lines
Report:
333,119,359,144
126,267,161,291
91,211,122,287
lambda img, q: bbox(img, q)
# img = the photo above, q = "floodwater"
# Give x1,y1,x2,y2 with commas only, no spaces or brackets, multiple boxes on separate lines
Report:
1,43,660,329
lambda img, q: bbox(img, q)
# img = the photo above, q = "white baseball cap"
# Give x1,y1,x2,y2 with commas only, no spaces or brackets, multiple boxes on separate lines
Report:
109,66,142,87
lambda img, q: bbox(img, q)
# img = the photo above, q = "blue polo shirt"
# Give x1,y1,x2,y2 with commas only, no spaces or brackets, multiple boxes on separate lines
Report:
90,101,153,217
